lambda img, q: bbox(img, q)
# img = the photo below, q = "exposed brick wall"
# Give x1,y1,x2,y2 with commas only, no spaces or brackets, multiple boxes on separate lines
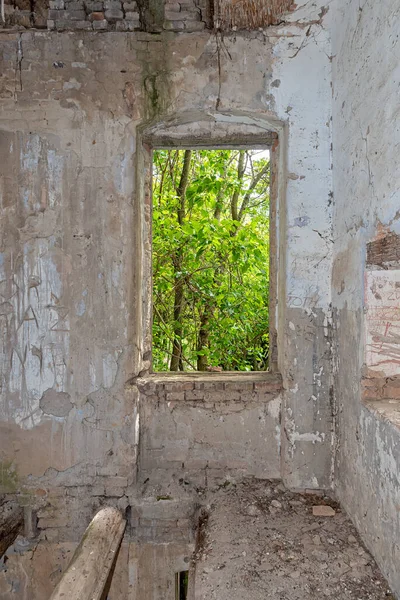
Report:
138,373,283,482
47,0,140,32
163,0,207,32
137,372,282,403
1,0,209,31
2,0,48,28
367,230,400,270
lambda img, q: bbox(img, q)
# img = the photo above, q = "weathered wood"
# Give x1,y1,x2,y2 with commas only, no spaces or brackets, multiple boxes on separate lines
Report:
0,498,24,558
49,507,126,600
215,0,294,30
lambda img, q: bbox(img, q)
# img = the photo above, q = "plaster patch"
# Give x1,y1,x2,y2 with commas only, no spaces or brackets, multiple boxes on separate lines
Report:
365,269,400,377
290,431,326,444
39,388,73,418
267,396,281,420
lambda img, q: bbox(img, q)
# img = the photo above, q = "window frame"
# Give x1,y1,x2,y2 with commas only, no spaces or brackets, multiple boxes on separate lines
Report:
133,112,286,378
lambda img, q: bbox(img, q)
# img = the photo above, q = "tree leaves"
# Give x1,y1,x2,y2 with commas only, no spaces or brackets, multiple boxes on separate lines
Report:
152,149,270,371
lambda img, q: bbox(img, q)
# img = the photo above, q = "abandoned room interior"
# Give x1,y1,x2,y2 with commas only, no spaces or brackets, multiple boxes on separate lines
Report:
0,0,399,597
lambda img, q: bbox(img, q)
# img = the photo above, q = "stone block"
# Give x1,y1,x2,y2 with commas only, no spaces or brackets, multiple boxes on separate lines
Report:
254,379,282,392
115,20,129,31
50,8,86,19
126,20,140,29
48,9,65,18
164,381,194,392
65,0,84,9
105,7,123,20
66,486,91,496
117,496,129,511
165,2,180,10
176,9,200,20
92,18,108,28
185,390,205,401
123,0,137,8
204,391,240,402
179,0,197,8
55,19,70,29
164,9,181,19
163,19,185,30
49,0,65,8
67,9,87,19
166,392,185,401
89,11,105,19
202,381,224,391
48,487,66,497
69,19,92,28
312,505,336,517
224,381,255,391
91,485,106,495
124,11,139,20
236,391,258,403
104,0,121,8
85,0,103,10
47,19,56,28
104,486,125,497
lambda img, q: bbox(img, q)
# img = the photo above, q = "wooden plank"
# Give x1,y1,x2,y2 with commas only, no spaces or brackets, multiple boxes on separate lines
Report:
49,507,126,600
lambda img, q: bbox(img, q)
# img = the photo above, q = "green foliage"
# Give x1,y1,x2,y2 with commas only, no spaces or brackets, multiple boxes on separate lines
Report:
152,148,270,371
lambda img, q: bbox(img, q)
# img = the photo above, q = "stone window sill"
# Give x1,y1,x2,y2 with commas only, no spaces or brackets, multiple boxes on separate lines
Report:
136,371,282,397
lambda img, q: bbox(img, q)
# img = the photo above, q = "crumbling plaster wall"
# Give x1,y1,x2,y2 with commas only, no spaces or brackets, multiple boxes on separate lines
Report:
331,0,400,595
0,0,334,551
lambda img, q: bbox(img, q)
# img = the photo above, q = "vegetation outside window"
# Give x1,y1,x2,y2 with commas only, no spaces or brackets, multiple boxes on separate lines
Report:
152,149,270,372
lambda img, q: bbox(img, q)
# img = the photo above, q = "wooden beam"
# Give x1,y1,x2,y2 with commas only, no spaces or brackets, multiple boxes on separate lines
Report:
0,497,24,559
49,507,126,600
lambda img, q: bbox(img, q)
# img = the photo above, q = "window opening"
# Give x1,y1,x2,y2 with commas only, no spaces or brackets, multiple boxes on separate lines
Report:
175,570,189,600
152,148,270,372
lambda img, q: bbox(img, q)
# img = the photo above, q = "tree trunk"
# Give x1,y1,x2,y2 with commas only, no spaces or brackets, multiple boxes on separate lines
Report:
197,301,214,371
170,276,185,371
169,149,192,371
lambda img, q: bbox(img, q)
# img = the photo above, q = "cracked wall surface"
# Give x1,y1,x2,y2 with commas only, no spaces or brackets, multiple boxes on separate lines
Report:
331,0,400,595
0,1,335,594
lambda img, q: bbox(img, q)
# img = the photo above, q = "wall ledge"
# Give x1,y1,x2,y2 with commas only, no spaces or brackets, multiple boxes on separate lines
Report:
136,371,282,395
363,399,400,430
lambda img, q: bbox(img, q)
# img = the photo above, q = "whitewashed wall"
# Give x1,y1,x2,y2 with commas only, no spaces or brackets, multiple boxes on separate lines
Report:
331,0,400,595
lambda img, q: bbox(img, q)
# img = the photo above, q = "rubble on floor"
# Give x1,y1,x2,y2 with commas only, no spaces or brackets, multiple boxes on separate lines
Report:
193,478,394,600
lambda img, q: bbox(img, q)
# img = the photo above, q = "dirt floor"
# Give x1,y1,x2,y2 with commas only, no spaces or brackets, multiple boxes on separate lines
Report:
194,479,395,600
